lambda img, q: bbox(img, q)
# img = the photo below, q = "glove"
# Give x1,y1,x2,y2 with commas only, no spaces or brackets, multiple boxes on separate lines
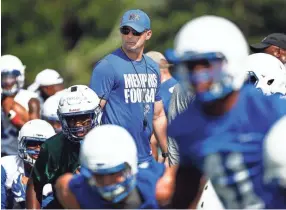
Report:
11,174,26,203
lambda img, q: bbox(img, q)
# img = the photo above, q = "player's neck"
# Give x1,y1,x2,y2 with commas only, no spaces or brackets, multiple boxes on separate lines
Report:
161,72,172,83
121,46,144,61
24,162,32,176
202,91,239,116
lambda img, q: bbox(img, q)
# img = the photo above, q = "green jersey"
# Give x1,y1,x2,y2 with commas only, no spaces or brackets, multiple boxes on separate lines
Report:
31,132,80,208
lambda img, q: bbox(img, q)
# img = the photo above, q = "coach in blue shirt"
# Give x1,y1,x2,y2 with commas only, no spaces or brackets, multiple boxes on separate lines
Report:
90,9,168,165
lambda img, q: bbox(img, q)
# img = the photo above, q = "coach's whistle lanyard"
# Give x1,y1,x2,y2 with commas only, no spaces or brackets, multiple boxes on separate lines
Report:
121,48,149,131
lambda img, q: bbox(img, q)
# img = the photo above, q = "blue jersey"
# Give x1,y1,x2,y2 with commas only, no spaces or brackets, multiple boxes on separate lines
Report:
69,162,165,209
160,78,178,115
1,155,54,209
90,48,161,163
168,85,286,208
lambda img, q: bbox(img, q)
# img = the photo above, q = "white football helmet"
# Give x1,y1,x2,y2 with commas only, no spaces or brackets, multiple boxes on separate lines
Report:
245,53,286,96
57,85,102,142
168,15,249,102
18,119,56,166
80,125,138,203
42,91,66,133
0,54,26,96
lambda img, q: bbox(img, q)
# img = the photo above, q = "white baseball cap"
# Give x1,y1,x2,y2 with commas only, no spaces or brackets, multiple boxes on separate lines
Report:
28,69,64,92
145,51,171,69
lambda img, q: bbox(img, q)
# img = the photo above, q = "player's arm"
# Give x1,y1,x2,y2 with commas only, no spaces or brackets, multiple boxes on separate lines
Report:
55,173,80,209
26,144,49,209
2,96,27,129
153,100,168,163
1,165,7,209
170,164,203,208
28,98,40,120
150,133,159,161
89,59,115,110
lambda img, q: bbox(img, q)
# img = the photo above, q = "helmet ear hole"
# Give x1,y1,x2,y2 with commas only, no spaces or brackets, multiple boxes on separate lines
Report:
267,79,274,86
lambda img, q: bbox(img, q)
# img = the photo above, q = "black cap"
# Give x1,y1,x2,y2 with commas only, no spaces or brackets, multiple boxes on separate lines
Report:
250,33,286,53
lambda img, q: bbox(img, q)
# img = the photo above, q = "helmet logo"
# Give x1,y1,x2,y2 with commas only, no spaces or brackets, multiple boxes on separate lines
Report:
69,108,80,112
129,14,140,21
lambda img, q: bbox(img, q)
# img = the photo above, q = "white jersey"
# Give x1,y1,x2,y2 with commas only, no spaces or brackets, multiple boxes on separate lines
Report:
1,89,37,155
197,180,224,209
1,155,52,203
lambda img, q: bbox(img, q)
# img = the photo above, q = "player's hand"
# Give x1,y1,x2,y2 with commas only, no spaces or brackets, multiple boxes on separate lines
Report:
2,98,29,128
156,166,176,206
11,174,27,202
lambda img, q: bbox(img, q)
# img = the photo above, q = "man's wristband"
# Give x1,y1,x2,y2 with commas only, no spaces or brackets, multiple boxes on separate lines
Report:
8,110,22,126
162,152,169,158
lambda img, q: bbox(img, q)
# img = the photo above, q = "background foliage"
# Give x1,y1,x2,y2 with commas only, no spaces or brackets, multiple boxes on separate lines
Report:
2,0,286,87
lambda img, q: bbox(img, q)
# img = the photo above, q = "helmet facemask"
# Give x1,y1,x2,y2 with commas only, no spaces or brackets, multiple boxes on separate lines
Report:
177,52,234,102
1,70,21,96
18,136,46,166
81,162,136,203
58,106,102,143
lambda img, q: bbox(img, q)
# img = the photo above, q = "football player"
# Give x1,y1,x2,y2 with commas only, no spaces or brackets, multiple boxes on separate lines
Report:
27,68,65,105
1,119,55,209
167,15,286,208
1,54,40,156
55,124,174,209
245,53,286,97
26,85,102,209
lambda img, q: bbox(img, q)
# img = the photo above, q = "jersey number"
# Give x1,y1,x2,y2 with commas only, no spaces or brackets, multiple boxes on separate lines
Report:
204,153,265,208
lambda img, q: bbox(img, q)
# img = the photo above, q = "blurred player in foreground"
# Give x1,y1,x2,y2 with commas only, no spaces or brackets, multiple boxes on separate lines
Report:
167,15,286,208
56,125,175,209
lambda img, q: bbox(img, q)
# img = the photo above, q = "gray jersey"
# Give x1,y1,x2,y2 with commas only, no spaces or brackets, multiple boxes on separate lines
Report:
167,84,194,165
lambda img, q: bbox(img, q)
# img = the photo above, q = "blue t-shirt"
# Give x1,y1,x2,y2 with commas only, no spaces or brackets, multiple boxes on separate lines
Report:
160,78,178,115
69,162,165,209
90,48,161,163
168,85,286,208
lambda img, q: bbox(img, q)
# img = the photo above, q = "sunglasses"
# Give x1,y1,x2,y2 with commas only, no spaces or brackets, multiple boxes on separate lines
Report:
120,27,145,36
